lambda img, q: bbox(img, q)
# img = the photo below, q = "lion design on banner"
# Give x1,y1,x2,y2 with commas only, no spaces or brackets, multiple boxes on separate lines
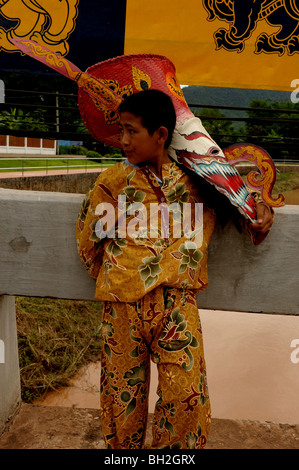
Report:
0,0,79,55
203,0,299,55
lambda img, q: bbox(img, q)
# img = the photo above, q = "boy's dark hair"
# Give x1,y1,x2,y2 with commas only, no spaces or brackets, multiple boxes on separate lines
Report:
118,89,176,148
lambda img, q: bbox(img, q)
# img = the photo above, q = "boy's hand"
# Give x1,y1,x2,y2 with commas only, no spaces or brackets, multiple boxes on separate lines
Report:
251,203,274,233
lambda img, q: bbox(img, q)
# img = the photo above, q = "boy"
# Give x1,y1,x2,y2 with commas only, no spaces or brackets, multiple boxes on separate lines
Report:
76,89,273,449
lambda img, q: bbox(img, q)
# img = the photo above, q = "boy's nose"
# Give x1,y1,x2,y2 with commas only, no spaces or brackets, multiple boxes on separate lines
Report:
121,132,130,147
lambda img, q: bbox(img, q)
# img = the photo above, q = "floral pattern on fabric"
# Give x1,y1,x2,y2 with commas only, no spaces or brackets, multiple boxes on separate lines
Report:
76,161,217,302
100,287,211,449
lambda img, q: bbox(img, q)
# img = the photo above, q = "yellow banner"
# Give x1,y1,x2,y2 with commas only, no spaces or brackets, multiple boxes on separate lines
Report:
124,0,299,91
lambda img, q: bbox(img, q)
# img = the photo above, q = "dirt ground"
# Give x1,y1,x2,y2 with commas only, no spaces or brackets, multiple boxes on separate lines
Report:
0,403,299,450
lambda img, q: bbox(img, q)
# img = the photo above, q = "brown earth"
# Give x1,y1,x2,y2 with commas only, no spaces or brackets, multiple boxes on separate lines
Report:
0,404,299,450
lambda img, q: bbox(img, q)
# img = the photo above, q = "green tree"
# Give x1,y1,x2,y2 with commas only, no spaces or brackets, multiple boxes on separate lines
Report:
0,71,83,138
244,99,299,159
194,108,238,145
0,107,49,132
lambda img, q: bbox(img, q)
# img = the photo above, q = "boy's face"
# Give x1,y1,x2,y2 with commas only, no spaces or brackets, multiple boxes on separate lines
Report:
119,112,164,167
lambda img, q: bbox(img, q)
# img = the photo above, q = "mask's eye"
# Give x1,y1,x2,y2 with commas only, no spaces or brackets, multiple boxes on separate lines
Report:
208,146,220,156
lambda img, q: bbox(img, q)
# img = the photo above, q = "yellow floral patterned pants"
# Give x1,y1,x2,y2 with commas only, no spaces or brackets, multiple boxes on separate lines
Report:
100,286,211,449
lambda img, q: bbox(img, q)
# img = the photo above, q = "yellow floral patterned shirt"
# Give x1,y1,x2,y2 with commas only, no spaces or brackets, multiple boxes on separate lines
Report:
76,160,218,302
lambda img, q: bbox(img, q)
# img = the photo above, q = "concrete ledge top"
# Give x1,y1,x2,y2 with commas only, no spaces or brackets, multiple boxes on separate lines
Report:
0,188,298,315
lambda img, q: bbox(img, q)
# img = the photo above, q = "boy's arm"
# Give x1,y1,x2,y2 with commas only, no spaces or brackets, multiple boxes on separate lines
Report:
76,185,104,279
251,201,274,234
239,192,274,245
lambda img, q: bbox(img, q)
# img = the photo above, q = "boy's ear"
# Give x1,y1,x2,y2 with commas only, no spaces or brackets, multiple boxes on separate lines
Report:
157,126,169,144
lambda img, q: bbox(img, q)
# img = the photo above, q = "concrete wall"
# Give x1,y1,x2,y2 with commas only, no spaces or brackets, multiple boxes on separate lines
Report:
198,204,299,315
0,296,21,434
0,188,298,314
0,188,96,301
0,172,100,195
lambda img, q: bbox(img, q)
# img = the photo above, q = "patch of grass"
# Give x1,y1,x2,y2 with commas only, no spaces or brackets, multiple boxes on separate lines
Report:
0,156,101,173
16,296,103,403
273,170,299,194
0,154,124,173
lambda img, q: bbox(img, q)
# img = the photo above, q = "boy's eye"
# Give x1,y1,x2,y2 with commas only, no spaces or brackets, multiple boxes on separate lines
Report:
118,127,136,136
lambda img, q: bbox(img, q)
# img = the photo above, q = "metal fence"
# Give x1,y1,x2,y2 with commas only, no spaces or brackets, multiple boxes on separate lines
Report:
0,155,126,176
0,152,298,179
1,86,299,164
